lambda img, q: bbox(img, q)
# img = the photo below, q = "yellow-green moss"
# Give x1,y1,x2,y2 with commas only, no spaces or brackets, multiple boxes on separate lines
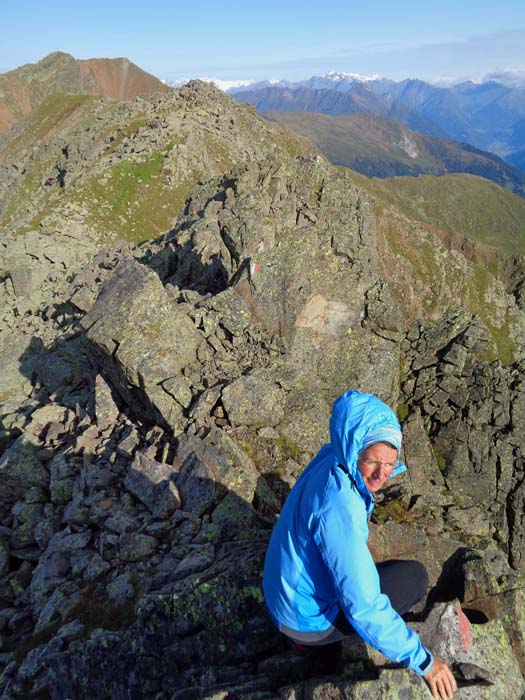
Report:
433,448,447,474
396,403,409,422
275,433,302,463
374,499,414,524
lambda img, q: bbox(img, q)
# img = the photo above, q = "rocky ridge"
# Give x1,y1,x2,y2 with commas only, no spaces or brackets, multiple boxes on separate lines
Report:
0,80,312,244
1,81,525,698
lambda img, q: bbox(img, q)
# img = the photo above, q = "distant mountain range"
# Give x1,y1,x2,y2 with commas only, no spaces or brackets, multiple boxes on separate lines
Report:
226,71,388,95
232,73,525,169
264,110,525,195
0,51,169,131
2,54,525,196
234,85,445,138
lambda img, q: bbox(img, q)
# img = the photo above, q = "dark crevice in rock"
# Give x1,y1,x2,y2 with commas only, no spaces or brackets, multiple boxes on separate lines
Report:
462,608,490,624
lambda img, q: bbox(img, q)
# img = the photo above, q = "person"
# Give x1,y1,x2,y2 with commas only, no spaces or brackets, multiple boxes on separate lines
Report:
263,390,457,700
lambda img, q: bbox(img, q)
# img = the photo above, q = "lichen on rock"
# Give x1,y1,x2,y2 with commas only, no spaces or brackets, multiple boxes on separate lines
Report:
2,76,525,700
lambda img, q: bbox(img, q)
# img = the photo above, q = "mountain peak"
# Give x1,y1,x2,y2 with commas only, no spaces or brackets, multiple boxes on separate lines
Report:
323,70,382,82
0,52,170,131
39,51,75,63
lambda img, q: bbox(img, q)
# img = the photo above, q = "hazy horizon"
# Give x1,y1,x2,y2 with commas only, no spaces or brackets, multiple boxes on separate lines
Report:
3,1,525,85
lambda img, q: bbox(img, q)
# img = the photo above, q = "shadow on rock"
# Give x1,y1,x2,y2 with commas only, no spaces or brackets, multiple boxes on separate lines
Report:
1,388,339,700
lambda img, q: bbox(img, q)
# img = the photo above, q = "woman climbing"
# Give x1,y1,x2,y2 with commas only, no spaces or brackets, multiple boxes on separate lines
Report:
263,390,457,699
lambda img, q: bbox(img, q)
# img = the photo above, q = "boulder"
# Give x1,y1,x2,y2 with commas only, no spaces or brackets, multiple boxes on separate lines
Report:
10,501,46,549
124,452,180,519
168,430,260,539
117,534,157,562
94,374,120,433
0,437,49,511
0,333,42,429
416,601,525,700
82,258,203,433
221,367,287,428
0,228,98,315
199,288,252,337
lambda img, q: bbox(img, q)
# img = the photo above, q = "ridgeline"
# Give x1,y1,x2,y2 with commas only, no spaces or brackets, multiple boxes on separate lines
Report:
1,56,525,699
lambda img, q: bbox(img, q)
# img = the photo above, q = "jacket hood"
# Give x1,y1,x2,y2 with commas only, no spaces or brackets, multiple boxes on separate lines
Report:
329,390,406,484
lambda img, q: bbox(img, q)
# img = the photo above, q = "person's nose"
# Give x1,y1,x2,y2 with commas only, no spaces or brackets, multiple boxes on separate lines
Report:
374,462,392,477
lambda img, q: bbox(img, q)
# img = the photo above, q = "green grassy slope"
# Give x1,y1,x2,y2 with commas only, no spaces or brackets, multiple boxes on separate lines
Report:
350,171,525,256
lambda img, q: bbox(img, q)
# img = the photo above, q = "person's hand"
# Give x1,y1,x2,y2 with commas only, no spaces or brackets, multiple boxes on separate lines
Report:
423,655,457,699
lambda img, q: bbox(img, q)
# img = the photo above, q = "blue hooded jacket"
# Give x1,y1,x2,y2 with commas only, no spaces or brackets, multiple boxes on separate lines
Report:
263,390,433,676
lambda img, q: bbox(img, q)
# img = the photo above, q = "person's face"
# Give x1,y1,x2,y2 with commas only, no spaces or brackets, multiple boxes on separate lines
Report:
358,442,398,493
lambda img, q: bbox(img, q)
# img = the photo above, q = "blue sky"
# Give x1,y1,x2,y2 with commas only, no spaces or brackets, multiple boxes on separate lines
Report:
2,0,525,83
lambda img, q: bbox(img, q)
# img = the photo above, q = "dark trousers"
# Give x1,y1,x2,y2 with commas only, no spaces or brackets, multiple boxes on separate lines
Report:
281,559,429,646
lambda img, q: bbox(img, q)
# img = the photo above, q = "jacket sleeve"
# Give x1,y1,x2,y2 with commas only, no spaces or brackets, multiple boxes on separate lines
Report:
312,493,433,676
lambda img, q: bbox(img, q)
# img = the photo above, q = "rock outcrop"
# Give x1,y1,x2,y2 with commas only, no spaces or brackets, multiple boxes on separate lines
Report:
1,79,525,699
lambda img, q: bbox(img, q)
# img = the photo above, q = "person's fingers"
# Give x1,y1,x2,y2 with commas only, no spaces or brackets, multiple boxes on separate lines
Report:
447,672,457,696
423,655,457,699
441,678,452,700
432,681,440,700
436,680,449,700
444,666,457,697
431,672,456,700
425,656,457,700
438,671,456,700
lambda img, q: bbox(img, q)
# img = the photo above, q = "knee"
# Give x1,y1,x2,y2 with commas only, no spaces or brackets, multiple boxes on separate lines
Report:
407,560,429,599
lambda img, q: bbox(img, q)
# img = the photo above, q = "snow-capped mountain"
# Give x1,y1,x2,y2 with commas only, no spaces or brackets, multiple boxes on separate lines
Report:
227,79,291,94
323,70,382,82
166,77,258,91
230,72,385,94
165,72,384,94
299,71,382,92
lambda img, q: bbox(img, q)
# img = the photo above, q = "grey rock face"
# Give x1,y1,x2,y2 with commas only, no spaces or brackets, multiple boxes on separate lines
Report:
221,367,287,427
82,258,202,432
160,156,400,408
0,228,97,312
399,310,525,572
124,451,180,518
94,374,120,433
0,334,41,425
174,430,258,524
416,601,525,699
2,80,525,700
0,438,49,513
